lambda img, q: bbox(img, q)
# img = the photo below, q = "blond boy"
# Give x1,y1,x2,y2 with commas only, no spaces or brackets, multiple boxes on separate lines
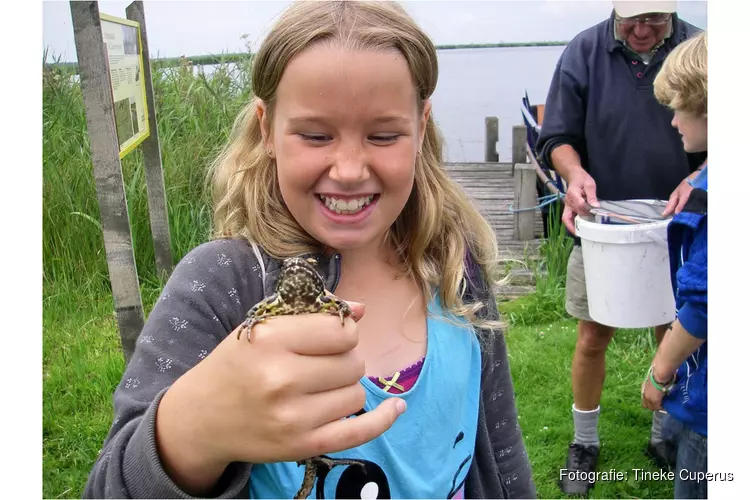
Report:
644,30,708,499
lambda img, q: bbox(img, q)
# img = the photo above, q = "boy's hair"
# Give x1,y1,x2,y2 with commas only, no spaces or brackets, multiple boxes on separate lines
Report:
654,31,708,116
209,0,502,331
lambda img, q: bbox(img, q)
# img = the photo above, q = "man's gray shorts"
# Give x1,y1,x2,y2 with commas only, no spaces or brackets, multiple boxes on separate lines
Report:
565,245,594,322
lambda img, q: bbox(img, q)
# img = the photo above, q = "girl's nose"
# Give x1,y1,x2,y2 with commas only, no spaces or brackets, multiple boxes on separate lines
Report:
329,145,369,183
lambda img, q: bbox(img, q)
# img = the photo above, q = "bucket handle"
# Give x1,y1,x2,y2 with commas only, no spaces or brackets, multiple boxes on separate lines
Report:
646,230,668,247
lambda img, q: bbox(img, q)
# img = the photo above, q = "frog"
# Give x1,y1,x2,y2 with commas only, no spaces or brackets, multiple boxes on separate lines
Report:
237,256,365,499
236,256,353,342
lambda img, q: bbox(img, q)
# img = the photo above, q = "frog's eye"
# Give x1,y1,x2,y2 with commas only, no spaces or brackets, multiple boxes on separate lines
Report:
306,258,318,266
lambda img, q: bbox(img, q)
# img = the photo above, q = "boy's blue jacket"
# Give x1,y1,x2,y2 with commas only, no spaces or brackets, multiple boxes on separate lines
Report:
662,166,708,436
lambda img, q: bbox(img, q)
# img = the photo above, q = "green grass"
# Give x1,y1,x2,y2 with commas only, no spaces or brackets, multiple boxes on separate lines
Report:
43,291,125,498
508,320,671,498
42,49,671,499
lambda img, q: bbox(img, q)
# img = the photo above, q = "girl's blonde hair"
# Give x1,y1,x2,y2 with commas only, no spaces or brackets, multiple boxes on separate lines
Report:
654,31,708,116
210,0,502,331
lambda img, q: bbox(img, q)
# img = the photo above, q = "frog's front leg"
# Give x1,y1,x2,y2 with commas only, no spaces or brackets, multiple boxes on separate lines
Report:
319,295,353,326
237,314,269,342
237,295,279,341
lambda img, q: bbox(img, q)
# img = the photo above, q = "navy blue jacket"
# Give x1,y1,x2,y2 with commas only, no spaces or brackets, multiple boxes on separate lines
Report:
536,12,704,204
663,167,708,437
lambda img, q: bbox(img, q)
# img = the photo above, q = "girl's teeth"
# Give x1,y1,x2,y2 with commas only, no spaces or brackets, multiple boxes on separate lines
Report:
320,195,374,214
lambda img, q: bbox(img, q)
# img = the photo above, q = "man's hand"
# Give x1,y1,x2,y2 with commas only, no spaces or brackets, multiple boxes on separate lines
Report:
562,169,599,234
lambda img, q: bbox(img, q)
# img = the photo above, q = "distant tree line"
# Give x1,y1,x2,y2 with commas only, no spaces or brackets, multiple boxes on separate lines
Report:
44,41,569,73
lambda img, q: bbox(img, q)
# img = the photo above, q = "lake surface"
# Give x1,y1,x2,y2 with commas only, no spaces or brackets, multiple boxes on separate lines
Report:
431,46,565,162
195,45,566,163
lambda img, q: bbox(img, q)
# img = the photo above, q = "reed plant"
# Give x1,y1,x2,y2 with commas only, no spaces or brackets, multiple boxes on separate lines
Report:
43,51,253,297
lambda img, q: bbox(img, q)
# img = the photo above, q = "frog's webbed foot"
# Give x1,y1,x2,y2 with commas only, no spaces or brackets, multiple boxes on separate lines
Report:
238,295,281,341
310,455,366,470
319,295,353,326
237,315,268,342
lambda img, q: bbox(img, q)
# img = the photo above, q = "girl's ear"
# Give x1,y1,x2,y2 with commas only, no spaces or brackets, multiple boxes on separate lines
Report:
256,100,272,150
418,99,432,151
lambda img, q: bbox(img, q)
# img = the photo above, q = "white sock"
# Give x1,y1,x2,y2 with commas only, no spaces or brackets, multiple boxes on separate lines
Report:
572,404,600,448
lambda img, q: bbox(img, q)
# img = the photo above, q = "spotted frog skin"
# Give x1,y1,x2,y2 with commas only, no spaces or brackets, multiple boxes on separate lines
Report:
237,256,352,341
237,256,364,498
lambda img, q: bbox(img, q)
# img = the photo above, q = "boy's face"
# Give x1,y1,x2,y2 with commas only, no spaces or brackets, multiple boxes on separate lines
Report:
671,109,708,153
258,44,430,253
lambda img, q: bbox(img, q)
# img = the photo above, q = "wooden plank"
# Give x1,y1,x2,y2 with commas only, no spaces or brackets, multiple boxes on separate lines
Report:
445,167,513,176
512,125,527,166
70,1,145,362
495,285,536,300
444,161,512,168
513,163,537,241
126,1,173,280
484,117,499,162
444,160,544,271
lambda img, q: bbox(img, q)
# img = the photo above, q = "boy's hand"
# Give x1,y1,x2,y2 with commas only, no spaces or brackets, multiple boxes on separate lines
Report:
641,379,666,411
662,172,699,217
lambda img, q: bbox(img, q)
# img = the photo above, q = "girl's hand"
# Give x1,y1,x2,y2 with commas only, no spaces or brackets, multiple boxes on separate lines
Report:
154,302,406,494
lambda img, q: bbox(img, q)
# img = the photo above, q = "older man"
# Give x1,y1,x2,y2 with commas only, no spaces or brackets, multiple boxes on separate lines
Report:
535,1,704,496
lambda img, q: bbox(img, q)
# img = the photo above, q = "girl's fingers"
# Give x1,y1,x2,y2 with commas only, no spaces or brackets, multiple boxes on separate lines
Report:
302,397,406,457
295,383,368,429
249,313,361,356
284,350,365,394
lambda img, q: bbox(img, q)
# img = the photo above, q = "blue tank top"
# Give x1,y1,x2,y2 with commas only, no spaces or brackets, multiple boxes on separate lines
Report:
248,295,482,499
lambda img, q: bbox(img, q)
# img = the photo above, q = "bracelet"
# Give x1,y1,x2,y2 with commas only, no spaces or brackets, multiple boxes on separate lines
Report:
648,365,676,393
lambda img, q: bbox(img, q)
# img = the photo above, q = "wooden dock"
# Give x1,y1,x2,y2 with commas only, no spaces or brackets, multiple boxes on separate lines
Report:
440,119,565,300
445,160,545,300
444,161,544,257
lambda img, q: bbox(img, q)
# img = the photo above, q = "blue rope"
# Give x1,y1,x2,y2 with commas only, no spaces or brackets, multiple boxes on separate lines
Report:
508,192,565,213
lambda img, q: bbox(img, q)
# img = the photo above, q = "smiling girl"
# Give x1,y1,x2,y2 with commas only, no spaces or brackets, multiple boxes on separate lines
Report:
84,2,535,499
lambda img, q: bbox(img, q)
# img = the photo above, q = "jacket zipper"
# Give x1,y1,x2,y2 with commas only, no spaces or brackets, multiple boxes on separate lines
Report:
331,253,342,292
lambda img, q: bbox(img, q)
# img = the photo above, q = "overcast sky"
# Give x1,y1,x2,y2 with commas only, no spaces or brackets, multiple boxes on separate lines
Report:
43,0,707,63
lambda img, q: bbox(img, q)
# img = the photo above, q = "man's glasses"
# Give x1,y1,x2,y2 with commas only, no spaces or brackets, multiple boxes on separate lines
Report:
615,13,671,26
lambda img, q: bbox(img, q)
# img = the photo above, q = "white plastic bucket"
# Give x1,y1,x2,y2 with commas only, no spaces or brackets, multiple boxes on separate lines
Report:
575,211,675,329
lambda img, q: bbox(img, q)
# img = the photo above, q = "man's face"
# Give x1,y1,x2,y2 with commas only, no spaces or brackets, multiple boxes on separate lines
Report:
615,12,672,53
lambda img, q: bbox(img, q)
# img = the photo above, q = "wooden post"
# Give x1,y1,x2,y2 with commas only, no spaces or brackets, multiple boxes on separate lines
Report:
126,1,173,280
512,125,528,168
484,116,499,162
513,163,537,241
71,1,145,362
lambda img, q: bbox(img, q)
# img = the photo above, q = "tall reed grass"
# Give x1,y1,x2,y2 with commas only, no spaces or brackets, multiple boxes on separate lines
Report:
43,53,254,296
499,199,574,326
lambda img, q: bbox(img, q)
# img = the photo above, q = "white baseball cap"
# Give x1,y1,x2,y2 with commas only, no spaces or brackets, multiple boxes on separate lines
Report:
612,1,677,18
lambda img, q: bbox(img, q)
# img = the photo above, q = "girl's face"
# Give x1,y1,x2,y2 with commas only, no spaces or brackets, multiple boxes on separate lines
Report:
258,44,431,253
671,109,708,153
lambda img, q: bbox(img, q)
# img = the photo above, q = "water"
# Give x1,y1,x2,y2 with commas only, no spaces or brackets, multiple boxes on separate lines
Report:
193,45,566,163
432,46,565,162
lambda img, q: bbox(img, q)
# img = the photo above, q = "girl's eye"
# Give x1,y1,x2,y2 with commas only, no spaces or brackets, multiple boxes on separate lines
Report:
299,133,331,143
370,134,399,143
